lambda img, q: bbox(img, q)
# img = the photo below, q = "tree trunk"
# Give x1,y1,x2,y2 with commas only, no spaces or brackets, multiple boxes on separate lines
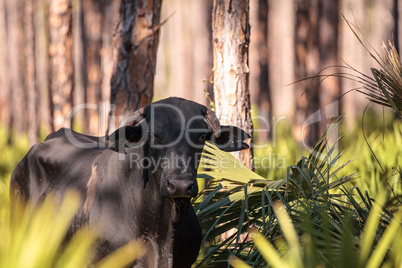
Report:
0,0,10,129
268,0,295,120
100,0,120,135
340,0,366,129
212,0,254,170
6,0,26,136
294,0,320,148
48,0,74,131
72,0,86,133
36,0,51,135
83,0,103,135
250,0,271,141
394,0,399,55
25,0,39,145
108,0,162,132
319,0,340,146
398,0,402,57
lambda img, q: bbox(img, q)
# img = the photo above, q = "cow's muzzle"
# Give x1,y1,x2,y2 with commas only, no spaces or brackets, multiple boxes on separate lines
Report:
166,179,198,198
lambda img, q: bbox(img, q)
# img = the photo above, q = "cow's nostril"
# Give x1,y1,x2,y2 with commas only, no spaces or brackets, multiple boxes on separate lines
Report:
187,183,194,193
167,180,176,194
166,179,197,198
186,182,198,197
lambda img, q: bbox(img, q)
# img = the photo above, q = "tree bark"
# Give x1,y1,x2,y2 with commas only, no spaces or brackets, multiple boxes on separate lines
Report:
36,0,51,135
340,0,366,129
6,0,26,136
394,0,399,55
100,0,120,135
83,0,103,135
250,0,271,141
25,0,39,145
72,0,86,132
0,0,10,129
319,0,340,132
48,0,74,131
108,0,162,132
268,0,295,120
212,0,254,169
294,0,320,147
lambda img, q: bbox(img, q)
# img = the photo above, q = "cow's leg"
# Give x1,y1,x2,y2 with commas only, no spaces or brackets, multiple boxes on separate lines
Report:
173,206,202,268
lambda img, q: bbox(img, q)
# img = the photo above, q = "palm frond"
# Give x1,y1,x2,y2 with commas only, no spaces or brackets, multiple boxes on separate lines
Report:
195,118,359,267
230,195,402,268
0,191,144,268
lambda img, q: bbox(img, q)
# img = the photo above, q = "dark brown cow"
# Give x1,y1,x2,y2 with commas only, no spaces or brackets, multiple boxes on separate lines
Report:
10,97,250,267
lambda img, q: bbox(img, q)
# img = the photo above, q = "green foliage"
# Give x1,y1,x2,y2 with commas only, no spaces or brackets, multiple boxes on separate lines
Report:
0,190,144,268
0,126,29,183
253,124,301,181
195,118,400,267
0,116,400,268
1,191,94,268
253,109,401,206
231,196,402,268
340,121,402,207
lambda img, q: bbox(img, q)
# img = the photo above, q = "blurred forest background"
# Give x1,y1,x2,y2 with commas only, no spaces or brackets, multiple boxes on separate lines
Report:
0,0,399,146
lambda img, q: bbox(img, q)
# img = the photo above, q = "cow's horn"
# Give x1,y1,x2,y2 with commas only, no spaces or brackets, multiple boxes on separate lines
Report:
205,108,221,138
125,107,145,126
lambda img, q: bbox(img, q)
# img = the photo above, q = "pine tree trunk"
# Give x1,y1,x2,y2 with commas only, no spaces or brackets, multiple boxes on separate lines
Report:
394,0,399,55
268,0,295,120
319,0,340,126
340,0,365,129
108,0,162,132
6,0,26,135
48,0,73,131
212,0,254,169
0,0,10,129
189,0,213,104
294,0,320,147
83,0,102,135
25,0,39,145
100,0,120,135
36,0,51,135
250,0,271,141
398,0,402,56
72,0,86,132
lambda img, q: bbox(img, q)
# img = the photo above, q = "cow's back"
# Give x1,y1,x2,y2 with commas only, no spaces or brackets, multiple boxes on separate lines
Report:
10,128,106,206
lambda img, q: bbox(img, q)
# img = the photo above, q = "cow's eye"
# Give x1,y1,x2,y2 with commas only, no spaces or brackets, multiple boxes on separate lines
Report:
197,133,207,144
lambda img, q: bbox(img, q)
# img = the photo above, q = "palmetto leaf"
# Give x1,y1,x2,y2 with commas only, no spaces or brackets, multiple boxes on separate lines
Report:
230,192,402,268
0,191,144,268
194,119,362,267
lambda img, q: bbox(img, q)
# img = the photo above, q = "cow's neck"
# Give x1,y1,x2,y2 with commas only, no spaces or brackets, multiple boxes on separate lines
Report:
105,150,180,266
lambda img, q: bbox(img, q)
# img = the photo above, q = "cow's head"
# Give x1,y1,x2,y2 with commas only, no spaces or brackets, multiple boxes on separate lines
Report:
107,97,250,199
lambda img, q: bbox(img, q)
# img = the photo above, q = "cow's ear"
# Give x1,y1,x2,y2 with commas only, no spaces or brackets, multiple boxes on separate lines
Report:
209,126,251,152
107,126,142,152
